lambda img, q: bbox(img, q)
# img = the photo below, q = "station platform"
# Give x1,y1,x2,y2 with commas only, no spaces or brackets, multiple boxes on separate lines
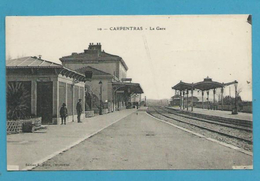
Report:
167,107,252,122
7,108,137,170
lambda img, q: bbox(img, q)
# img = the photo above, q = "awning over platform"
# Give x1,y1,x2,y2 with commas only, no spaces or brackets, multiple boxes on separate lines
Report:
112,82,144,94
172,77,224,91
194,77,224,91
171,76,239,113
172,81,192,91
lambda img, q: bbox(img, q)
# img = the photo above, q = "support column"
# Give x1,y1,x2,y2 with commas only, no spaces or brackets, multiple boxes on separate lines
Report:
202,91,204,109
234,82,238,114
182,91,185,110
31,80,37,115
140,94,142,107
179,91,182,109
221,87,224,111
207,91,209,110
65,83,68,106
191,88,194,111
113,91,116,112
213,89,216,110
186,89,189,111
53,80,59,124
72,85,74,122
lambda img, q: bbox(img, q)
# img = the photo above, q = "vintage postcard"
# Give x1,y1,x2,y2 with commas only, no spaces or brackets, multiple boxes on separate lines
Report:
5,15,252,171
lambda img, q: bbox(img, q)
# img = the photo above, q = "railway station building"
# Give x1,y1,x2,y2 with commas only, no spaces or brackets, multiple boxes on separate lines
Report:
60,43,143,112
6,56,86,125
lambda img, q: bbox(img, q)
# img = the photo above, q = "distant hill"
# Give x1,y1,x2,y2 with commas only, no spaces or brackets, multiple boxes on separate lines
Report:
146,99,170,106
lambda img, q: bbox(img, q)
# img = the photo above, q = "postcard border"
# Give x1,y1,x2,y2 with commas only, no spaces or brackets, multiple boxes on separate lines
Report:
0,0,259,181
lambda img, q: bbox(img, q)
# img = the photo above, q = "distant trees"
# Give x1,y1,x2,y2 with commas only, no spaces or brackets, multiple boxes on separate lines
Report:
222,96,242,105
222,86,243,106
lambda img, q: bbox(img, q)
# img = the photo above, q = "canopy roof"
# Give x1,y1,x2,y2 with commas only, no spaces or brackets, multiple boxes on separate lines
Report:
172,77,225,91
112,82,143,94
6,56,62,68
6,56,86,82
172,81,192,91
194,77,224,91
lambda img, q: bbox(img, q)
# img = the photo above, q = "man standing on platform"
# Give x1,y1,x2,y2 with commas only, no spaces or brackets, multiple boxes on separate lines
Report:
76,99,83,123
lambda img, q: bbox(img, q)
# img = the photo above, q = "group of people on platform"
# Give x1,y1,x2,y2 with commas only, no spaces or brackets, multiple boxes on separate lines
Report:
59,99,83,125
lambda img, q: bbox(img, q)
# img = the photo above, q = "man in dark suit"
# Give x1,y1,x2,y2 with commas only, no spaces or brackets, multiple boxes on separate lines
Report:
76,99,83,123
60,103,68,125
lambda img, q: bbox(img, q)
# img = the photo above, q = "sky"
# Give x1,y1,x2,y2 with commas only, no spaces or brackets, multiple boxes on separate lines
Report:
6,15,252,101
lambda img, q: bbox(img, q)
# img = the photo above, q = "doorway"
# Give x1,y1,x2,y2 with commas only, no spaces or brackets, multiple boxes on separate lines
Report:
37,82,53,124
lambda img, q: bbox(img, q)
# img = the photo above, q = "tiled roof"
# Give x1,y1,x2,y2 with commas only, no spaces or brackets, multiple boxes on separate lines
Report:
6,56,62,68
194,77,224,91
60,51,129,71
172,77,225,91
6,56,86,82
172,81,193,90
112,82,143,94
75,66,112,76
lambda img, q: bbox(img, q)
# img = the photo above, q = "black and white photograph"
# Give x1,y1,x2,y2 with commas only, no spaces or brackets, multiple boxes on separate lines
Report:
6,15,252,171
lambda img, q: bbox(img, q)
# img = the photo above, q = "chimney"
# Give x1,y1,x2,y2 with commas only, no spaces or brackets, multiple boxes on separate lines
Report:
38,55,42,59
88,43,102,52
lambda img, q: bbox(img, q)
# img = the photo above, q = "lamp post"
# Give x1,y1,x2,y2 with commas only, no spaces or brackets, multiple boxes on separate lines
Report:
221,86,224,111
232,81,238,115
99,81,103,115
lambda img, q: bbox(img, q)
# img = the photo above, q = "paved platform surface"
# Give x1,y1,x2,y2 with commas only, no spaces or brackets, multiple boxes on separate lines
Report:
7,109,137,170
33,109,252,170
168,107,252,121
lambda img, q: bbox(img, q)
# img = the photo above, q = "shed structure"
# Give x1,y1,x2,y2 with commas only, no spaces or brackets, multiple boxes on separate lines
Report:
6,56,86,124
172,77,238,112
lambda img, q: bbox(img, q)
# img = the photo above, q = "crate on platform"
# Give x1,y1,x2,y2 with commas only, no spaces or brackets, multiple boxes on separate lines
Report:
22,117,42,132
7,117,42,134
7,120,23,134
85,111,95,118
93,108,99,114
102,109,108,114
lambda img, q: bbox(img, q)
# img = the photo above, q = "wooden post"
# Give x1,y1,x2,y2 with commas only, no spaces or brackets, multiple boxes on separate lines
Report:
31,80,37,115
191,87,194,112
213,89,216,110
207,91,209,110
179,91,182,109
186,89,189,111
221,87,224,111
182,91,185,110
202,91,204,109
72,85,74,122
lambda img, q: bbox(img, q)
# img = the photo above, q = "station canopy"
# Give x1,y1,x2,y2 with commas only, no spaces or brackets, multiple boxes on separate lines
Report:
112,82,143,94
194,77,224,91
172,77,224,91
171,81,192,91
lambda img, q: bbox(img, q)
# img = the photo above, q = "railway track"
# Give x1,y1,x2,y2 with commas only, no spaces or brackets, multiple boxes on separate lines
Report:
163,107,252,132
147,106,253,145
165,107,252,129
